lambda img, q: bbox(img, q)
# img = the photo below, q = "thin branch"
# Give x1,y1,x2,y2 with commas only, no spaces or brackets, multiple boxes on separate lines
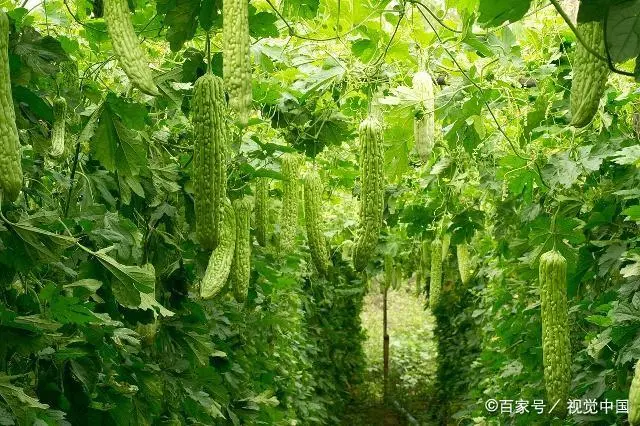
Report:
548,0,633,77
410,0,461,33
369,11,404,68
63,0,107,33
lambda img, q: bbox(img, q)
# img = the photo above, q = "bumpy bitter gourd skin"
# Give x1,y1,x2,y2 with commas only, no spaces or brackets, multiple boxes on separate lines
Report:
456,244,471,285
278,153,302,252
192,73,228,250
231,197,252,303
570,21,609,127
0,13,22,202
429,239,442,309
104,0,159,96
50,97,67,157
629,361,640,425
223,0,252,126
200,199,236,299
303,170,331,276
413,71,435,161
539,250,571,418
255,177,269,246
352,116,384,271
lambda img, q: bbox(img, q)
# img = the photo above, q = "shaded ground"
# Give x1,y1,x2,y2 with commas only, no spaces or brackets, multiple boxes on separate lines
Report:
342,286,437,425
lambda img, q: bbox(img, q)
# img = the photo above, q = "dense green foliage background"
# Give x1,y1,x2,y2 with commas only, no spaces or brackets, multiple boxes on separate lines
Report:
3,0,640,424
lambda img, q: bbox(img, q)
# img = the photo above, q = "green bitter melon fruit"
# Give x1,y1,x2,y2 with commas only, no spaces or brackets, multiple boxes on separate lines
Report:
104,0,159,96
278,153,302,252
570,21,609,127
456,244,471,285
255,177,269,246
413,70,435,161
429,239,442,309
303,169,331,276
231,197,252,303
192,73,228,250
223,0,252,126
353,116,384,271
200,199,236,299
539,250,571,418
50,97,67,157
629,360,640,425
0,12,22,202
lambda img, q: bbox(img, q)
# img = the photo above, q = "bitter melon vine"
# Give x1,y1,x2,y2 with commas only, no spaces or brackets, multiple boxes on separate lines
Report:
630,360,640,425
352,116,384,271
456,244,471,285
278,153,302,252
0,12,22,202
255,178,269,246
104,0,158,96
570,21,609,127
231,197,252,303
539,250,570,418
429,239,442,309
223,0,251,126
303,170,331,276
413,70,435,162
192,73,228,250
50,97,67,157
200,199,236,299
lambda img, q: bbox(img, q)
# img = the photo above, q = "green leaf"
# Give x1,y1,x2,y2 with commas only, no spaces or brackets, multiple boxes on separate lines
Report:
157,0,200,51
478,0,532,27
249,8,278,38
606,0,640,63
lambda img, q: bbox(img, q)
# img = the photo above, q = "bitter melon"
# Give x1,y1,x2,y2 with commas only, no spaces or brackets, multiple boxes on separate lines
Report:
456,244,471,285
50,97,67,157
278,153,302,252
303,170,331,276
231,197,252,303
429,239,442,309
192,73,228,250
539,250,570,418
570,21,609,127
629,360,640,425
353,116,384,271
104,0,159,96
255,177,269,246
200,199,236,299
413,70,435,161
223,0,251,126
0,12,21,202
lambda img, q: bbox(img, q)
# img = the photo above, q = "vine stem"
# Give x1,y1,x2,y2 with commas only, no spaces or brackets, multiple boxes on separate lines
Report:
548,0,633,77
63,142,81,218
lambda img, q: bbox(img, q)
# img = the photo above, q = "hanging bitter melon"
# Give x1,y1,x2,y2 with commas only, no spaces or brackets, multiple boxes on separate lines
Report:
223,0,252,126
353,116,384,271
255,178,269,246
200,199,236,299
104,0,159,95
303,170,331,276
278,153,302,252
192,73,228,250
0,12,22,202
413,70,435,161
50,97,67,157
231,197,252,303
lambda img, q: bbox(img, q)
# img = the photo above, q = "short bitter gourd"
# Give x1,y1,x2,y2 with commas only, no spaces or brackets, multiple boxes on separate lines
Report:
231,197,252,303
278,153,302,252
255,178,269,246
413,70,435,161
456,244,471,285
429,239,443,309
50,97,67,157
104,0,159,96
200,199,236,299
629,360,640,425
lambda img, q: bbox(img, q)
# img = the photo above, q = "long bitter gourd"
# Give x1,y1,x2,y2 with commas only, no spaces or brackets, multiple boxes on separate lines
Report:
429,239,442,309
353,116,384,271
0,12,22,202
192,73,228,250
539,250,571,418
278,153,302,252
413,70,435,161
104,0,159,96
231,197,252,303
200,199,236,299
303,170,331,276
255,177,269,246
570,21,609,127
223,0,252,126
50,97,67,157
